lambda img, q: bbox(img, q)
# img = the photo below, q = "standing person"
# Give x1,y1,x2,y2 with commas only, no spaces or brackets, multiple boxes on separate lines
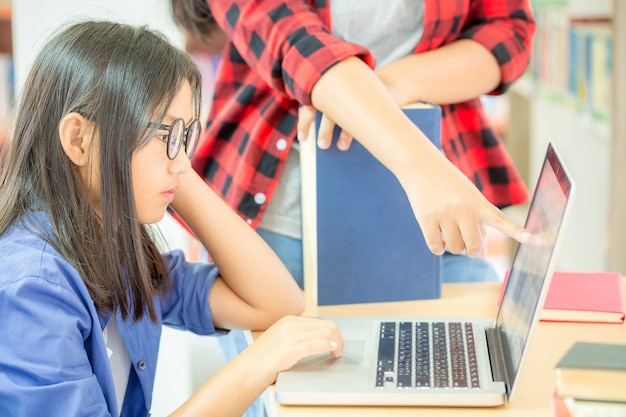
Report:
170,0,535,287
0,20,344,417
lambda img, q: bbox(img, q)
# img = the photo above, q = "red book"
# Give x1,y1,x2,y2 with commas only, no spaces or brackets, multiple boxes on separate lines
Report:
552,387,573,417
499,271,625,324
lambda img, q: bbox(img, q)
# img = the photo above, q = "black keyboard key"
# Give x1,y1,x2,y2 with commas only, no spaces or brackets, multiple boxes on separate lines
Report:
375,320,478,390
432,322,449,388
414,322,431,388
376,322,396,388
449,322,468,388
465,322,480,388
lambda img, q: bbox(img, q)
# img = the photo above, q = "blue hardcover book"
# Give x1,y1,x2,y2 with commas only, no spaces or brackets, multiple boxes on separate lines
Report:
301,103,443,305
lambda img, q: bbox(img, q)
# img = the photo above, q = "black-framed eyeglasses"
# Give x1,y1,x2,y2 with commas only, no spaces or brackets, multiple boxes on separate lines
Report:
150,118,201,160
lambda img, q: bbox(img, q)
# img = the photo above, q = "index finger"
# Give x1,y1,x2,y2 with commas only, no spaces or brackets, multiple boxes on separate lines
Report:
484,206,531,245
297,105,316,141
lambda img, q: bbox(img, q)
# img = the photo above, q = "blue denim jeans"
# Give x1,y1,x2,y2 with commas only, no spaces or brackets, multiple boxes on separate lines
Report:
214,331,264,416
440,252,500,283
199,250,265,417
257,228,501,287
257,228,305,288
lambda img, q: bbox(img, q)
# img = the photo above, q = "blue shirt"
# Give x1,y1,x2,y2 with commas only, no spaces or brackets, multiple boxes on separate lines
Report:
0,212,221,416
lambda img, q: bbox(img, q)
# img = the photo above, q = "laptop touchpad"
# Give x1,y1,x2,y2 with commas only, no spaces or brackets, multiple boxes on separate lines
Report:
290,340,365,371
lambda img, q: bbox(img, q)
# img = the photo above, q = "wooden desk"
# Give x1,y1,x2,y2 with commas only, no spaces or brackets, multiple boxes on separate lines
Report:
268,280,626,417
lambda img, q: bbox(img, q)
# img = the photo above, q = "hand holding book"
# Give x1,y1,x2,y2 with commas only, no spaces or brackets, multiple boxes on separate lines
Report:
310,58,531,258
301,104,443,305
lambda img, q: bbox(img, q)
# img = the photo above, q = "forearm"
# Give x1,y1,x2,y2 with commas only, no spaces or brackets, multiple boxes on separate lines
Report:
311,56,452,183
169,315,344,417
376,39,501,107
170,346,274,417
170,170,304,329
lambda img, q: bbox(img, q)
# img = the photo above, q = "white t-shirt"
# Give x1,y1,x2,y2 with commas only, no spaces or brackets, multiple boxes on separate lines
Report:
104,317,131,415
258,0,424,239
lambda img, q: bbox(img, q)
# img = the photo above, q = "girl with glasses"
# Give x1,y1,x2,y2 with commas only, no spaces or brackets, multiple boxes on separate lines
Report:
0,20,342,417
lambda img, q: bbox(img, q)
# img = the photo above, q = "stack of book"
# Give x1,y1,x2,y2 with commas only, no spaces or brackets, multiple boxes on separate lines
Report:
552,342,626,416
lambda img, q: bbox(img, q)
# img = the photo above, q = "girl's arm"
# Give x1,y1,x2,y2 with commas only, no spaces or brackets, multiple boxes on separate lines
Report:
308,56,530,257
170,169,304,331
301,38,503,151
377,0,535,107
376,39,501,108
170,315,343,417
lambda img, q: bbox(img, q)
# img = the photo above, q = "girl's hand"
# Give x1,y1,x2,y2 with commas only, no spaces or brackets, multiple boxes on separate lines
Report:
171,315,342,416
297,105,355,151
396,152,530,258
296,64,411,152
248,315,344,381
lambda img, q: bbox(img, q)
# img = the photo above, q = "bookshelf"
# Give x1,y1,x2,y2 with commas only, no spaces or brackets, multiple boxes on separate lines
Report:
508,0,622,272
0,2,11,146
0,4,10,54
610,1,626,274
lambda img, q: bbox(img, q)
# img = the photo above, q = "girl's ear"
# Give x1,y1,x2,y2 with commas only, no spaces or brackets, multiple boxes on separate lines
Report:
59,112,93,166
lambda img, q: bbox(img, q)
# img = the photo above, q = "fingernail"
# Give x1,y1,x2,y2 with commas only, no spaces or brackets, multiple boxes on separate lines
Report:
297,130,305,141
330,341,338,350
318,139,329,148
520,231,531,242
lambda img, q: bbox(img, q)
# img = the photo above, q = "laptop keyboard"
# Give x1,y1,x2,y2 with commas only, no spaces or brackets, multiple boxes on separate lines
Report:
375,321,480,389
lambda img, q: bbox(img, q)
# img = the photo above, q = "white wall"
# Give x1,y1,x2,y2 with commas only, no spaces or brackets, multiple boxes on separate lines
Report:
12,0,183,94
508,84,612,272
528,98,612,272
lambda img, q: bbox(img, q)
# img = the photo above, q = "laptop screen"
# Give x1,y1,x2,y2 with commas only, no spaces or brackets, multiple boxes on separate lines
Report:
495,143,574,398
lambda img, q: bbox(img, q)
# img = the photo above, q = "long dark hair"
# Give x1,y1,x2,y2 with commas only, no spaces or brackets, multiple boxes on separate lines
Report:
170,0,222,45
0,20,202,322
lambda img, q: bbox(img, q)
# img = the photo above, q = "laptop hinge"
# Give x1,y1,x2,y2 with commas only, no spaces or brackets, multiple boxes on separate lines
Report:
485,327,509,388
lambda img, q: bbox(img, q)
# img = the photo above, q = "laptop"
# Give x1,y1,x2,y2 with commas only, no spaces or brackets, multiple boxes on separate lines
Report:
275,142,575,407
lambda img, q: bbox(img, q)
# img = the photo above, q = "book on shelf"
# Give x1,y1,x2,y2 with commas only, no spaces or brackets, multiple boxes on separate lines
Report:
301,103,442,306
531,7,613,120
555,342,626,403
0,53,13,146
498,271,625,324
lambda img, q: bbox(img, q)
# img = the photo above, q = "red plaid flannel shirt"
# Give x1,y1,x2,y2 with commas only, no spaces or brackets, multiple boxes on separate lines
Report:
194,0,536,228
